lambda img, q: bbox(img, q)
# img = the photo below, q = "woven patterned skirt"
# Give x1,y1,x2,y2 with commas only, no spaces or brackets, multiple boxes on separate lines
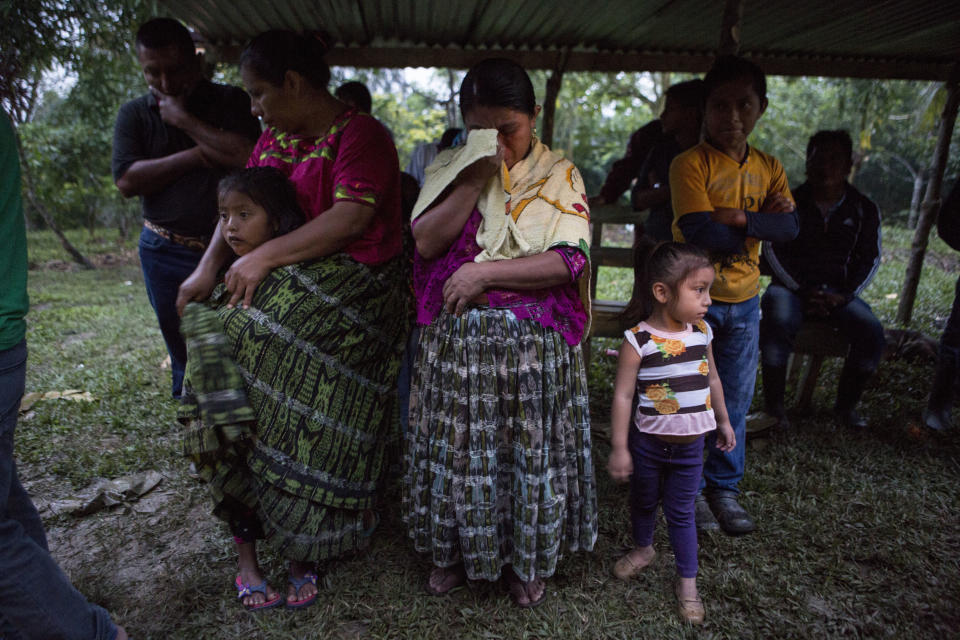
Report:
402,307,597,582
181,255,408,563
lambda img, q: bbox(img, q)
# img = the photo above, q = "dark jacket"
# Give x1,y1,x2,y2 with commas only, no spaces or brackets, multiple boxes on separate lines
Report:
764,181,881,299
937,181,960,251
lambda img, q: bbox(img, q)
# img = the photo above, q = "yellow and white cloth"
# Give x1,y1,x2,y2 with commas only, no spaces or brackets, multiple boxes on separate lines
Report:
411,128,592,330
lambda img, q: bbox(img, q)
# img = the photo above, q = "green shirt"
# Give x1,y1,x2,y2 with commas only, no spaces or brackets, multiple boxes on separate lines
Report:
0,114,28,350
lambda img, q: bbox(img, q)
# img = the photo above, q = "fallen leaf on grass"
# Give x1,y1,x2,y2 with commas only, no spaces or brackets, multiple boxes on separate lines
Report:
44,471,164,516
19,390,97,413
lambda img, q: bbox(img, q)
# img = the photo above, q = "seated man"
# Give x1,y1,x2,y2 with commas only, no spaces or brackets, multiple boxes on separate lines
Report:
761,130,884,429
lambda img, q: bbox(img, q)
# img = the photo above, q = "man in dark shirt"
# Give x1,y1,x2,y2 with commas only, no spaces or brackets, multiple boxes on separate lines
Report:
760,130,884,429
591,119,664,207
112,17,260,398
629,80,703,241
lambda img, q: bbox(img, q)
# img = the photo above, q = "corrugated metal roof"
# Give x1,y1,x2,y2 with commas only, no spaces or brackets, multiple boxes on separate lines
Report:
159,0,960,80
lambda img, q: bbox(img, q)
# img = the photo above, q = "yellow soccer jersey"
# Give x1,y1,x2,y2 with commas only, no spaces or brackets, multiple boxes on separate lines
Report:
670,142,792,303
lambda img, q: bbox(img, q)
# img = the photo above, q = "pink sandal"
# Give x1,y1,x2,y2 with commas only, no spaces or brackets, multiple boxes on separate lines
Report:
235,575,283,611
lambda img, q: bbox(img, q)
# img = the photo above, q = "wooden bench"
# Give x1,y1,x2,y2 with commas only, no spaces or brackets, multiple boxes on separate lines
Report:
588,203,641,340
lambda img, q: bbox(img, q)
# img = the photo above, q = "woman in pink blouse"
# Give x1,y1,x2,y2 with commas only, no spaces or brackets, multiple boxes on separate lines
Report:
176,31,407,611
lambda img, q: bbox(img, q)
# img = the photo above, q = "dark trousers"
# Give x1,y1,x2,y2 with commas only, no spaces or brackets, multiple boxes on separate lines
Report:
138,226,204,398
760,283,885,411
629,429,704,578
938,275,960,368
0,341,117,639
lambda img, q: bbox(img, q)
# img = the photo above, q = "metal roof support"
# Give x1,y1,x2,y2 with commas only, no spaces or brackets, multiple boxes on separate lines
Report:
897,63,960,326
540,48,570,148
718,0,745,56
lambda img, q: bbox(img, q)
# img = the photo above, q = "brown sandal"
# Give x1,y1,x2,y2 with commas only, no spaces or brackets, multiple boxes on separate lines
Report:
612,548,656,580
676,584,705,624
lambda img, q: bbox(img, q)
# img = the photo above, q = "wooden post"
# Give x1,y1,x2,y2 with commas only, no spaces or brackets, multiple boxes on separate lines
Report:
718,0,746,56
541,49,569,148
897,65,960,326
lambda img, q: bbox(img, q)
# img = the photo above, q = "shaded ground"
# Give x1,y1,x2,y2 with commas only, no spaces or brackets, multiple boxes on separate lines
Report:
16,229,960,639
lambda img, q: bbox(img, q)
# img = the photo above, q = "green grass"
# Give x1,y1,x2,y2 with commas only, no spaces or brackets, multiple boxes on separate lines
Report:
17,228,960,639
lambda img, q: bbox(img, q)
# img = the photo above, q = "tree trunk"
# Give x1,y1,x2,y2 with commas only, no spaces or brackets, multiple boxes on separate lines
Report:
445,69,458,128
11,122,95,269
541,50,569,149
897,70,960,326
907,170,925,229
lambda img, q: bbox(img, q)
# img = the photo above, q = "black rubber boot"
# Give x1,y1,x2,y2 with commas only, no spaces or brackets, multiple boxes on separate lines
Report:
834,366,871,429
761,364,788,420
706,489,756,535
924,356,956,431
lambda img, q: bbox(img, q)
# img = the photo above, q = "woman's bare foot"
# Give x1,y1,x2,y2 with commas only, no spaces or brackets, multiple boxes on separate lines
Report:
287,560,319,605
426,564,467,595
505,570,547,608
237,542,279,608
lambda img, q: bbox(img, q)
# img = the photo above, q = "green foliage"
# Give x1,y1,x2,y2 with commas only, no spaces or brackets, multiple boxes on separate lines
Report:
752,77,960,225
331,67,458,169
7,0,155,234
541,71,675,195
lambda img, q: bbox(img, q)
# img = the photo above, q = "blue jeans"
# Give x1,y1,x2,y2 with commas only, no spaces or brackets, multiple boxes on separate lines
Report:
0,341,117,640
629,430,703,578
760,284,884,403
139,226,205,398
701,296,760,494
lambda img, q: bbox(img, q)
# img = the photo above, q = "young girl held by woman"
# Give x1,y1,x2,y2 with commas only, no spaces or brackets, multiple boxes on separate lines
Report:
182,166,317,611
607,241,736,625
217,166,305,260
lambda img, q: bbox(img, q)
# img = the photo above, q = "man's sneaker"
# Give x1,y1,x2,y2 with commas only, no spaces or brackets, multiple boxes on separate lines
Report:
707,489,756,536
695,494,720,533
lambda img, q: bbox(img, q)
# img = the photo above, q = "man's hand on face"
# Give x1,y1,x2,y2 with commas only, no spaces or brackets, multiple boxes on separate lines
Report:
151,88,192,129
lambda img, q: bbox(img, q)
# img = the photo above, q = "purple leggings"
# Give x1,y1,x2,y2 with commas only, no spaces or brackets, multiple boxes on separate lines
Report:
629,429,704,578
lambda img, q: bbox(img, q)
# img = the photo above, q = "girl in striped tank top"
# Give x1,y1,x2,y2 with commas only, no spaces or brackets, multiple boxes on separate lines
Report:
607,241,735,625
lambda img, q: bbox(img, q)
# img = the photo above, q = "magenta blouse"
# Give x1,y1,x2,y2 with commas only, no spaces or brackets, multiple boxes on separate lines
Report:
247,109,402,265
412,208,588,345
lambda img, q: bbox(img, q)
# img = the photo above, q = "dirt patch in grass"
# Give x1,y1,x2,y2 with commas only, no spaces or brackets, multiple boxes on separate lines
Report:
26,472,221,614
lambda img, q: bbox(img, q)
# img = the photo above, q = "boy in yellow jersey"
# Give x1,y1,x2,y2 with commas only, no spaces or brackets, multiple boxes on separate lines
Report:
669,55,798,536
